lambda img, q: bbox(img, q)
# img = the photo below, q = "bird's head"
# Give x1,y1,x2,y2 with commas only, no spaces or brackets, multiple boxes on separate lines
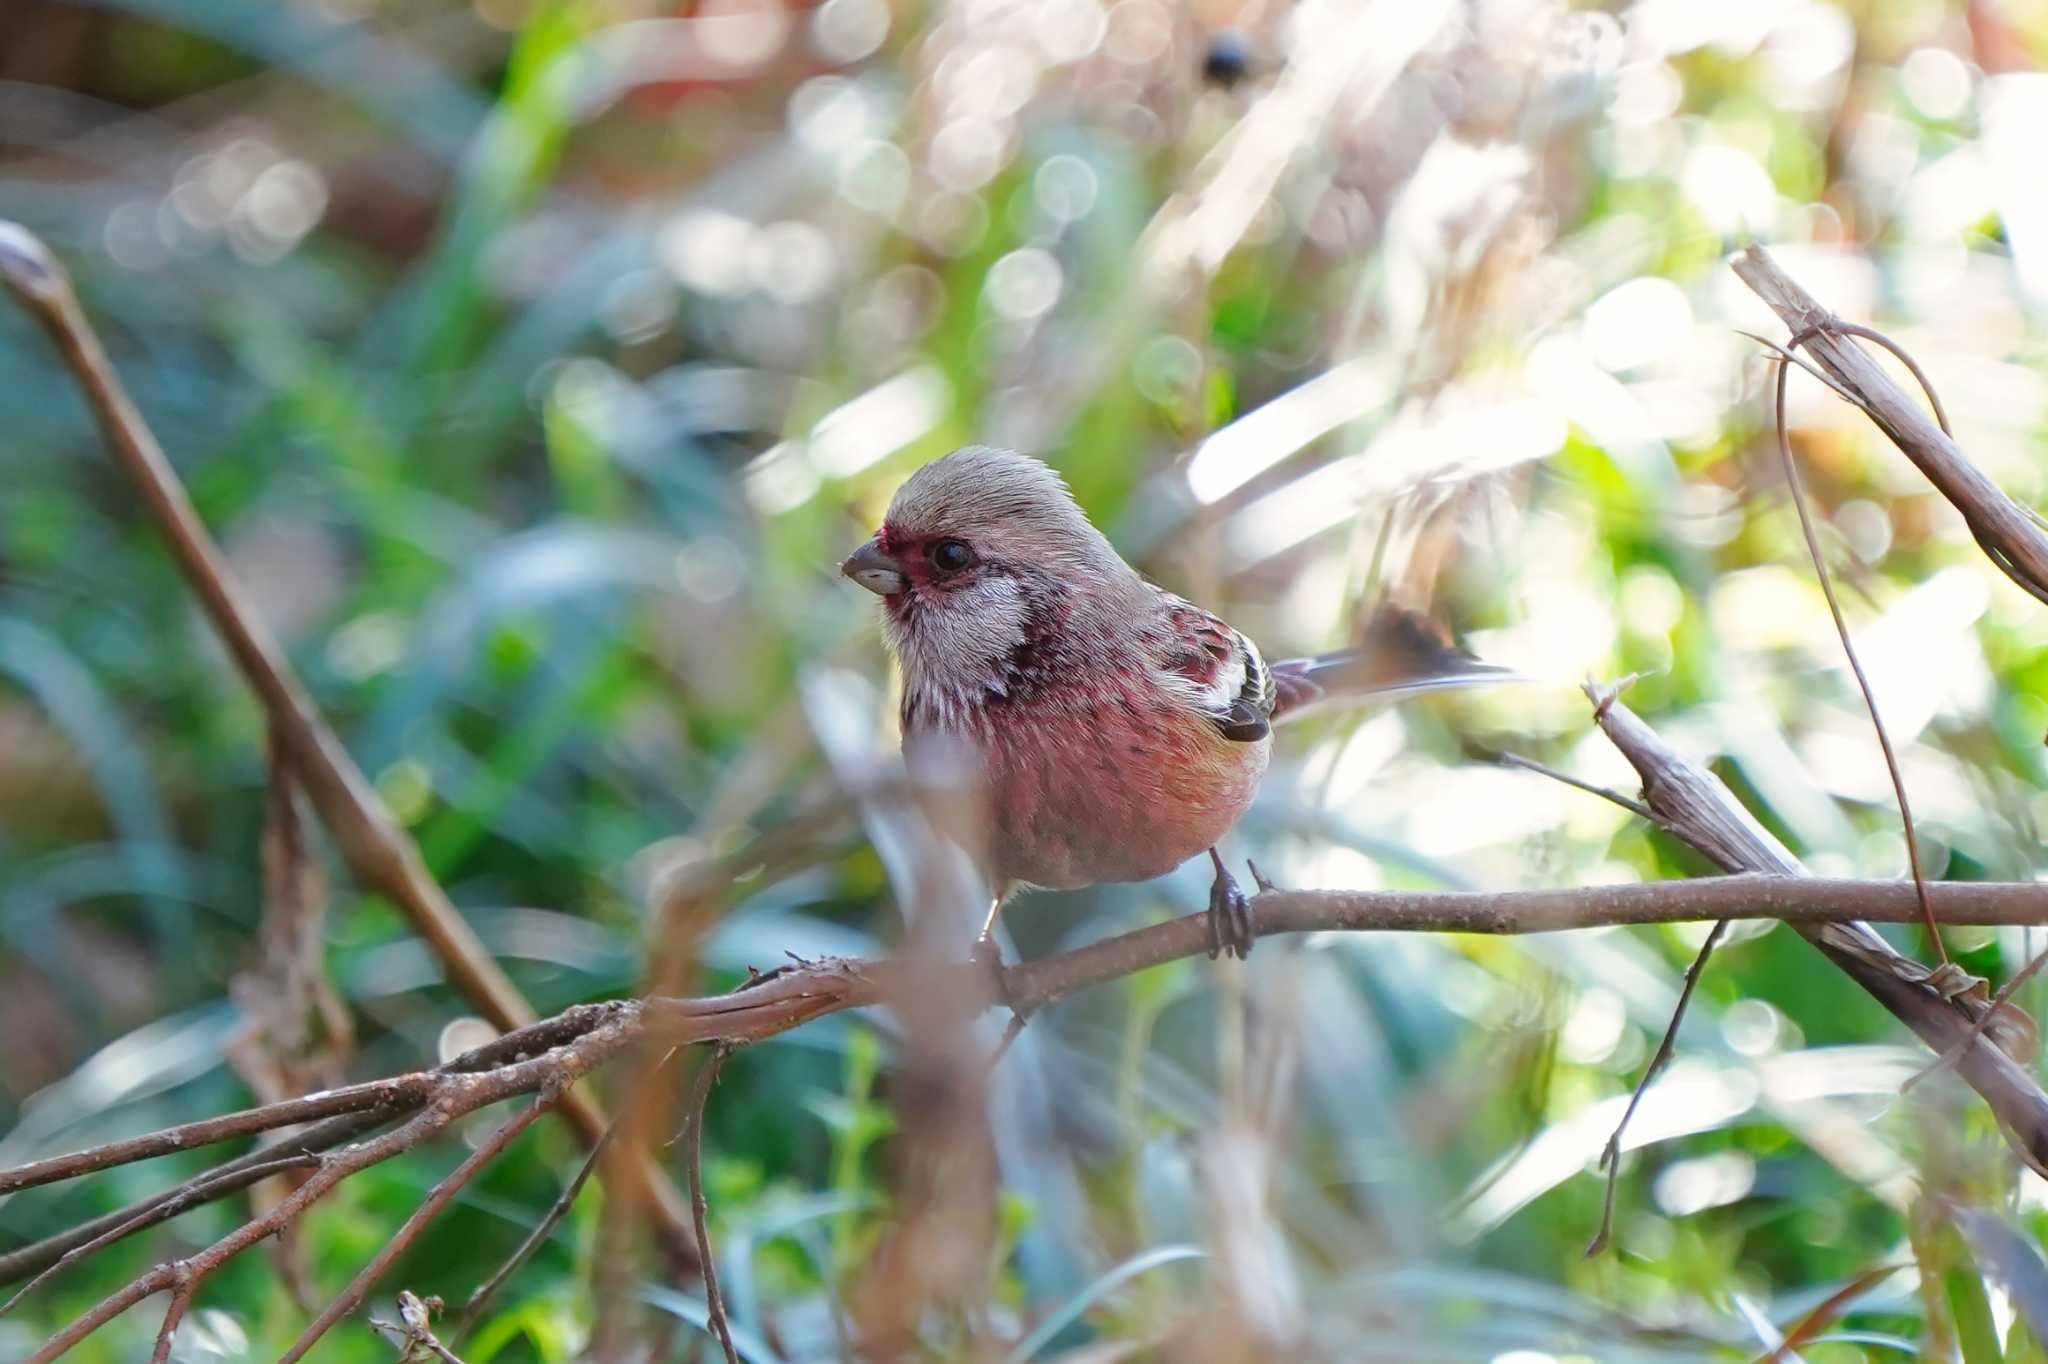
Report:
840,446,1139,697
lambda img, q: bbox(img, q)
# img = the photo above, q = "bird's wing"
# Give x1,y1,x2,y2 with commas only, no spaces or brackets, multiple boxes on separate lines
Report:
1152,591,1276,742
1269,607,1510,725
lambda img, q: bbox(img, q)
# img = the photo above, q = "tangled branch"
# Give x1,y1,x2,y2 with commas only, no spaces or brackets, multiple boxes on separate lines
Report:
9,863,2048,1353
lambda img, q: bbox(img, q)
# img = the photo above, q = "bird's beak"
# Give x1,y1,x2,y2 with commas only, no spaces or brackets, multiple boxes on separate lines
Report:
840,535,907,596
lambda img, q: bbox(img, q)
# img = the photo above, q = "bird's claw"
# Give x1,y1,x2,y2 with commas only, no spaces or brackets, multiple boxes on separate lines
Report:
971,934,1017,1011
1205,857,1256,961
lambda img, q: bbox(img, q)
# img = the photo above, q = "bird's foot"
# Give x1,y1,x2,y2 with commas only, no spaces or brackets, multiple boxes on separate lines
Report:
1206,850,1257,961
971,934,1018,1011
971,935,1032,1068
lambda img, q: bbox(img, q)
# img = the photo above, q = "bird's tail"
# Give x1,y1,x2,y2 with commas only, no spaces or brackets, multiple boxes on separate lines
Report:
1269,607,1512,725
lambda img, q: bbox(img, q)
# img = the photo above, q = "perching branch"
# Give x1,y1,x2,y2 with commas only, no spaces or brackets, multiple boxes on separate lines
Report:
15,871,2048,1354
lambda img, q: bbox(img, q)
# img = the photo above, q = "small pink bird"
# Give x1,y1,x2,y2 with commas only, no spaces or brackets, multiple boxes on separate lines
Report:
841,445,1503,960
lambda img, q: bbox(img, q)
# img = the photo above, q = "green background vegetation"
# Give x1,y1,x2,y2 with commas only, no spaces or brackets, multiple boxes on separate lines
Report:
7,0,2048,1358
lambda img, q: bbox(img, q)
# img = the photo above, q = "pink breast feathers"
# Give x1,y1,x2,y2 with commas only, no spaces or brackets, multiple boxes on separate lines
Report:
976,678,1269,891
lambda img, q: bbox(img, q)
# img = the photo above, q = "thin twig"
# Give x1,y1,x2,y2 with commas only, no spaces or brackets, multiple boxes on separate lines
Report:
0,1112,387,1289
683,1046,740,1364
0,1002,637,1288
457,1048,681,1341
0,1152,322,1318
1492,750,1654,820
1770,333,1945,964
147,1280,193,1364
1586,683,2048,1176
0,1075,433,1197
25,1108,450,1364
277,1087,564,1363
1586,920,1728,1256
456,1117,612,1339
23,1015,639,1363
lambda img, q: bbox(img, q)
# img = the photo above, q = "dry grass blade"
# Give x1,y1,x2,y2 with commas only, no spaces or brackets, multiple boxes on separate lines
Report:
1753,1261,1910,1364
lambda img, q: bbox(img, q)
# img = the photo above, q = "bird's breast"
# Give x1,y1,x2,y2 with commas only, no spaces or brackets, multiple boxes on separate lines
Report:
905,675,1268,891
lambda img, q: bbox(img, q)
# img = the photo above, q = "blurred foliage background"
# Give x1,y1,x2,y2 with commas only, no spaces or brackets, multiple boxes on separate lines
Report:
6,0,2048,1359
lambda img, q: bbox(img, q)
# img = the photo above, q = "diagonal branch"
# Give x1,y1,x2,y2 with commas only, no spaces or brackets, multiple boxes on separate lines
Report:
0,217,695,1256
1584,682,2048,1174
0,220,533,1047
0,1001,636,1286
1731,243,2048,604
276,1087,563,1362
23,1015,641,1363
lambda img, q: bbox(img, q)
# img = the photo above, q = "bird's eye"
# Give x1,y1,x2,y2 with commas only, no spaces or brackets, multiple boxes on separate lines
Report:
927,539,973,574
